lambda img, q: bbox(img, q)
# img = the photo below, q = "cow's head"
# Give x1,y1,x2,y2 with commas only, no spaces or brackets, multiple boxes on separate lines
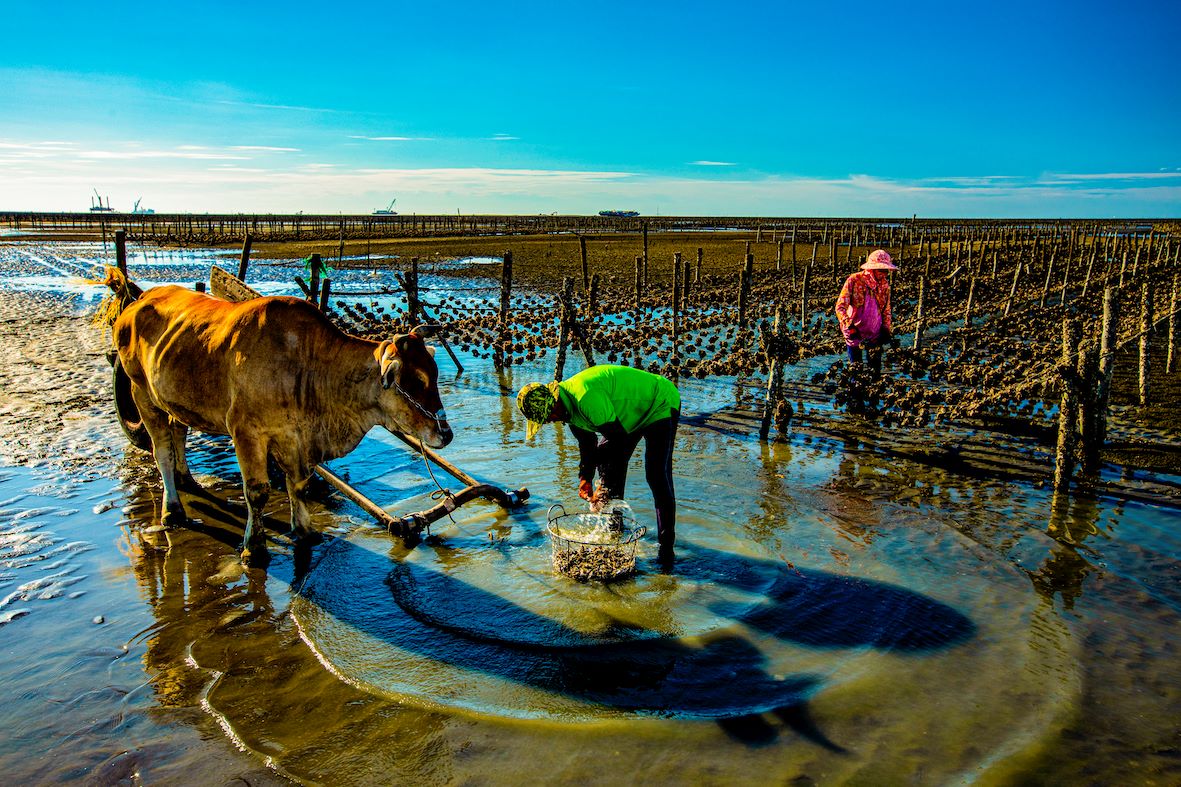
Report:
374,329,454,449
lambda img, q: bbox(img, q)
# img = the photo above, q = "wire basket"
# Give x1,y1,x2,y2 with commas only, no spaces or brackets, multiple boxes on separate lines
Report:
546,503,646,582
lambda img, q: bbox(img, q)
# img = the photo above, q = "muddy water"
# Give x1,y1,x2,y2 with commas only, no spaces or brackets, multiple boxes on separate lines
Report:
1,242,1180,784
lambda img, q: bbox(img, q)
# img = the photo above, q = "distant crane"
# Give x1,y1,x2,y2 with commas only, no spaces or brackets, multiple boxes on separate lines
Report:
132,197,155,215
373,198,397,215
89,188,114,212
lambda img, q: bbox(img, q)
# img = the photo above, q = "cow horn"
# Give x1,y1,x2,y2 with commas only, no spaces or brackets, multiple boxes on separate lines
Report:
410,324,437,338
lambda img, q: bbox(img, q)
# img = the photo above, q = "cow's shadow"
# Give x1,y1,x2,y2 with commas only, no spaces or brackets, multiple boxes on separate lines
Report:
285,529,972,751
128,461,974,753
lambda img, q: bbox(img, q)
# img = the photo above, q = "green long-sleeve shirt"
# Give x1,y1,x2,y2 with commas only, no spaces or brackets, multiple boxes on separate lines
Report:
555,365,680,435
555,366,680,483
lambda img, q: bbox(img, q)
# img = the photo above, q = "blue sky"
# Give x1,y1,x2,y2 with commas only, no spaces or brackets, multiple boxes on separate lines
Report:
2,0,1178,217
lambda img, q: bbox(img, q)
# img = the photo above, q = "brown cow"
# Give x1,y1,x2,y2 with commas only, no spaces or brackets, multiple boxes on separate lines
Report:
103,268,453,561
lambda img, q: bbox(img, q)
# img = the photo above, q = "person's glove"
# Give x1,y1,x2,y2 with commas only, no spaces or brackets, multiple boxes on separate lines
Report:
578,478,594,501
843,325,861,342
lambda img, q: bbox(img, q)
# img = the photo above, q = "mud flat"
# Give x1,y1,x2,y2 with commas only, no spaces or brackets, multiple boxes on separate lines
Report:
0,240,1179,784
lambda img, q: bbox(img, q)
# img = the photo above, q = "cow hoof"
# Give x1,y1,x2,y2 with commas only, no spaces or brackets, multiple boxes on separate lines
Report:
161,508,187,528
292,529,323,547
176,473,202,493
240,545,270,568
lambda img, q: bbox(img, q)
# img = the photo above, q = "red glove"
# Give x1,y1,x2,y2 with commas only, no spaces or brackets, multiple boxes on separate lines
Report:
578,478,594,501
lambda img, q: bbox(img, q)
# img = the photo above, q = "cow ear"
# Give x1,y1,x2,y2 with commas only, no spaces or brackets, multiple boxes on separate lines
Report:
394,332,415,356
376,340,401,389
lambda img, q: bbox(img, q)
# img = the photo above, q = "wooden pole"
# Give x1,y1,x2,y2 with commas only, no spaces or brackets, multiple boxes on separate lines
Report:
307,253,322,304
1139,280,1153,407
495,251,513,369
964,276,976,330
913,275,927,350
1004,260,1022,317
671,253,681,381
1040,252,1055,308
790,226,797,280
799,262,811,336
634,256,644,311
1167,273,1179,374
237,233,253,281
1080,247,1097,300
115,229,127,275
759,305,786,441
319,278,332,311
695,247,703,284
642,222,649,285
554,277,573,381
1084,287,1120,476
738,253,753,330
579,235,589,290
1054,318,1081,492
405,257,419,321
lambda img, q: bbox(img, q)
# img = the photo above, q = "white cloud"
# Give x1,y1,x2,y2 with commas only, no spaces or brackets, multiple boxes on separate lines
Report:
230,145,301,152
1,139,1178,217
349,135,432,142
690,160,736,167
76,149,251,161
1041,171,1181,183
488,134,519,141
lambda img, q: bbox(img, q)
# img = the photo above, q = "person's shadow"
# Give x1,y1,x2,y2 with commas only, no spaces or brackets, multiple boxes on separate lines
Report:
287,528,975,753
123,448,976,755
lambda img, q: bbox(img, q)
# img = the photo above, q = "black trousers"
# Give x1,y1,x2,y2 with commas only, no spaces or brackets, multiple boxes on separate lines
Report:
597,410,679,548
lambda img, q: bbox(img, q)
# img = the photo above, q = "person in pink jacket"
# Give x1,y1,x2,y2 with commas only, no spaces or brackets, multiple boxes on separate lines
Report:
835,249,897,374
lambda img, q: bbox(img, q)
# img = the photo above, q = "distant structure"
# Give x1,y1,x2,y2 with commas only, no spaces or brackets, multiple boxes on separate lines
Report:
132,197,155,215
373,198,398,215
89,189,114,212
599,210,640,218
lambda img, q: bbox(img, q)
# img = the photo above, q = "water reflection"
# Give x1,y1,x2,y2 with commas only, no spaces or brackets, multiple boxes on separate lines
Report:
1031,494,1100,611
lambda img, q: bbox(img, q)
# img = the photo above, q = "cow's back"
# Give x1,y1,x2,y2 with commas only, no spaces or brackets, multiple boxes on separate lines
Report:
115,288,354,435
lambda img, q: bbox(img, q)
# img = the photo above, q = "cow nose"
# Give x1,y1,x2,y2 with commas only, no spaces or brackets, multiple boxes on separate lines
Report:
437,422,454,447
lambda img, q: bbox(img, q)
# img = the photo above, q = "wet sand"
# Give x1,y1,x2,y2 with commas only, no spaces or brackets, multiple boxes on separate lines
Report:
1,243,1180,785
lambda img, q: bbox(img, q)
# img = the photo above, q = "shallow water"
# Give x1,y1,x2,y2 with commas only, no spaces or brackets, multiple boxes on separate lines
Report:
1,241,1179,784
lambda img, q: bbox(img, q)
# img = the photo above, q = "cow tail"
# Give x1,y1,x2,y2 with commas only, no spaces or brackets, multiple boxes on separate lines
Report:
92,265,143,334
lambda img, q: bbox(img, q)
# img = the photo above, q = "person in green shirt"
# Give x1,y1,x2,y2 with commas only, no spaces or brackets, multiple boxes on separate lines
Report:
517,365,681,560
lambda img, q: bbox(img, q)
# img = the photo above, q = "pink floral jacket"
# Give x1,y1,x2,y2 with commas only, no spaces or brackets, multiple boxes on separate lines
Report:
835,271,892,347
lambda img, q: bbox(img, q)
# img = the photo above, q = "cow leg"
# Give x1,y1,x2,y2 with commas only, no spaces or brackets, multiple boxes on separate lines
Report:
131,384,186,527
169,420,199,492
285,470,321,544
232,432,271,563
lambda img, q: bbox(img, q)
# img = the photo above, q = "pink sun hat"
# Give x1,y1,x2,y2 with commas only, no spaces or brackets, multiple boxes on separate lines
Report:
861,249,898,271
